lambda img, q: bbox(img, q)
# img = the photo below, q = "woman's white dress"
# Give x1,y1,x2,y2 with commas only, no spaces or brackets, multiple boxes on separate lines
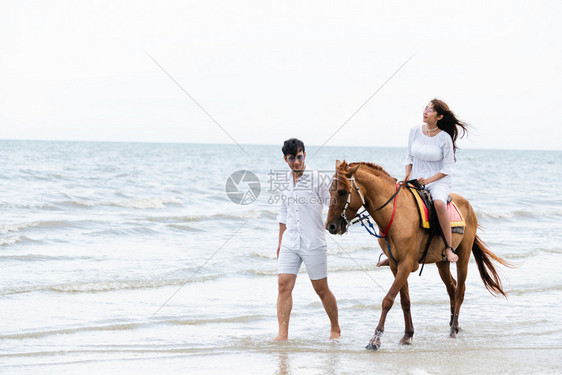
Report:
404,125,455,203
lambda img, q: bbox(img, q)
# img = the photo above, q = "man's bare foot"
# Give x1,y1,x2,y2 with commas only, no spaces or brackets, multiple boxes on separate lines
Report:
445,247,459,263
329,329,341,340
273,335,288,341
376,258,390,267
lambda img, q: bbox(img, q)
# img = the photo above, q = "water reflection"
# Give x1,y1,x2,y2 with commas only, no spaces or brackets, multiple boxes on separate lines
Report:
275,351,291,375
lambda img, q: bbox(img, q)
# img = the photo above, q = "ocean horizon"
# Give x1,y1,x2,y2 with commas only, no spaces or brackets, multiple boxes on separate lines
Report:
2,138,561,152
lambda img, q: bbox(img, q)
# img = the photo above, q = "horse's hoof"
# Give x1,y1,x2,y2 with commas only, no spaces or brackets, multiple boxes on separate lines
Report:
366,329,383,350
399,336,413,345
365,342,380,351
449,326,459,338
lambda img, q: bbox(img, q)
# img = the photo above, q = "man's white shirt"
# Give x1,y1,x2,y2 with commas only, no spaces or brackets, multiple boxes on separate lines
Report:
276,168,331,250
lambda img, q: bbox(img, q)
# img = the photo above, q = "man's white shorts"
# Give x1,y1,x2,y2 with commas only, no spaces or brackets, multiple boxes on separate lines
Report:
278,245,328,280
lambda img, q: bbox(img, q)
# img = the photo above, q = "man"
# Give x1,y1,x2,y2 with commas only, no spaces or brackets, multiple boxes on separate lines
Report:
273,138,340,341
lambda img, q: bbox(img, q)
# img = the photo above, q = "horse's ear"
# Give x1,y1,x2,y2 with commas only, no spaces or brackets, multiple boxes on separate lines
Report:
346,164,360,178
336,160,349,171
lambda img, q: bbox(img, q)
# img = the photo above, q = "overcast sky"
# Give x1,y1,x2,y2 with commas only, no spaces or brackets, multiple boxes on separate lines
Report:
1,0,561,150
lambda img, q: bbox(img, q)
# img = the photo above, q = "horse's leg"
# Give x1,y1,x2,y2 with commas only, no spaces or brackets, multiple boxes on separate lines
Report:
450,255,469,338
436,261,457,327
399,280,414,345
366,263,411,350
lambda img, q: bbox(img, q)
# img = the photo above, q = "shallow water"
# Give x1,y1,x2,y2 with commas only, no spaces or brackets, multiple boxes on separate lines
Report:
1,141,561,374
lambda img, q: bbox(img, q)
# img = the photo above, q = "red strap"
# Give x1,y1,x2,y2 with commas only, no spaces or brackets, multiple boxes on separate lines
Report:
380,184,399,237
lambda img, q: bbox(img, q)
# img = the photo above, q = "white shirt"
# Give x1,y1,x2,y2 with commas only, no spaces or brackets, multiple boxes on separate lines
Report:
405,125,456,182
276,168,331,250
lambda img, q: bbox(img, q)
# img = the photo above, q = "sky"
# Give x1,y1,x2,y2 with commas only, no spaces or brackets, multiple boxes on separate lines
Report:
1,0,561,150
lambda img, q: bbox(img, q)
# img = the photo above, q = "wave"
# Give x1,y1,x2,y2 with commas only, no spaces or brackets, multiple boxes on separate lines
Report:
339,297,450,310
146,210,269,224
347,302,382,311
244,263,387,277
0,236,21,246
0,201,57,210
0,220,103,244
475,207,562,221
247,243,376,261
113,197,182,209
13,169,67,181
88,226,161,237
0,315,265,341
0,275,223,295
147,215,205,223
162,314,265,326
328,245,381,256
0,322,142,340
501,247,562,260
166,224,205,232
509,284,562,296
61,196,182,209
245,269,278,276
249,251,275,259
0,220,79,235
0,254,93,262
0,235,39,247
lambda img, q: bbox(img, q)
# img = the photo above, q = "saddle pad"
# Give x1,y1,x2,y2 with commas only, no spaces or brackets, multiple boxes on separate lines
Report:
408,186,466,229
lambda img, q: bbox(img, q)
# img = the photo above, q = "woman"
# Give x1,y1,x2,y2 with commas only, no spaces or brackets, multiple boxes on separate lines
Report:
404,98,469,262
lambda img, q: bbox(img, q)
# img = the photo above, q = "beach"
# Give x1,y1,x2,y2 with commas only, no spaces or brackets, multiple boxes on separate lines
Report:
1,141,561,374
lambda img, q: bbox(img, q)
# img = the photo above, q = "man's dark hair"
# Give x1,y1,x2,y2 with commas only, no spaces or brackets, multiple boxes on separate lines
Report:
282,138,305,156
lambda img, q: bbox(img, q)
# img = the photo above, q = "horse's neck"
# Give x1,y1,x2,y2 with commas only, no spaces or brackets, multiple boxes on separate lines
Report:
356,170,397,222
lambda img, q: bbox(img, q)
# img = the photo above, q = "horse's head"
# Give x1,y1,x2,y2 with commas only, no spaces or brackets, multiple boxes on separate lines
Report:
326,160,362,235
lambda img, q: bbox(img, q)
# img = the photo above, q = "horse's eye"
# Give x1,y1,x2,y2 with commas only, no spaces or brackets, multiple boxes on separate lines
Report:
338,190,346,196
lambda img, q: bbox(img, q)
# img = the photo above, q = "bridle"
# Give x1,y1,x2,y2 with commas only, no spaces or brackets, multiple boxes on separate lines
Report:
340,176,403,228
340,176,366,224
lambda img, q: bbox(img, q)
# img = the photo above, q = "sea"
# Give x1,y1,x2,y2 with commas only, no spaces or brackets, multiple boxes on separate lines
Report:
1,140,561,374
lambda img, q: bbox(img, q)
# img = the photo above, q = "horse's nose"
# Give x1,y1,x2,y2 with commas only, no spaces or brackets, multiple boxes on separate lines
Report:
327,222,338,234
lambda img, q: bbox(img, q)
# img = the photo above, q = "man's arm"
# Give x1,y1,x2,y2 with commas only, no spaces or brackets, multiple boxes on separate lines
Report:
276,189,288,258
277,223,287,258
318,171,331,207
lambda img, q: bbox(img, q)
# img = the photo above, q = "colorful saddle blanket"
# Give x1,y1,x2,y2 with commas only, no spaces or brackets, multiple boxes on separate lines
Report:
407,184,466,229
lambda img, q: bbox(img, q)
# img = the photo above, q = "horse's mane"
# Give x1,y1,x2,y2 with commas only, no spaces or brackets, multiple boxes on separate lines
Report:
349,162,397,183
334,162,397,191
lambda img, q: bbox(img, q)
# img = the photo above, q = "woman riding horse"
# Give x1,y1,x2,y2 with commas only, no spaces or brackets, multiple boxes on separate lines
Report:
325,159,510,350
379,98,469,266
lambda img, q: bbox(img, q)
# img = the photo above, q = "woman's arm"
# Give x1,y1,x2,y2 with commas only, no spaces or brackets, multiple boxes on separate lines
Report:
417,172,447,186
404,164,412,182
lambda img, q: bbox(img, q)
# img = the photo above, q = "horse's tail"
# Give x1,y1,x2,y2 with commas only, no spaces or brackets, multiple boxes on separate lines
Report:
472,234,511,298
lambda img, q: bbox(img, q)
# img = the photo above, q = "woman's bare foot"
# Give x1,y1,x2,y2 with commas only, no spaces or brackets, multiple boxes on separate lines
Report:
273,335,288,341
376,258,390,267
445,247,459,263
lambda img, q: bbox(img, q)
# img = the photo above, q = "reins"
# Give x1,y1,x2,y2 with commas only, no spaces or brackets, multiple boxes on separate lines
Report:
345,178,452,276
341,176,403,267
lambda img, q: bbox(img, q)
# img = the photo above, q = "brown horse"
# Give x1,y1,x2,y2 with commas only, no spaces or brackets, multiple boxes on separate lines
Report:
326,160,510,350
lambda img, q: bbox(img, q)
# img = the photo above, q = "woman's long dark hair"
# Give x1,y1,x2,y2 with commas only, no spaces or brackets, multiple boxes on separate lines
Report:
431,98,469,156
